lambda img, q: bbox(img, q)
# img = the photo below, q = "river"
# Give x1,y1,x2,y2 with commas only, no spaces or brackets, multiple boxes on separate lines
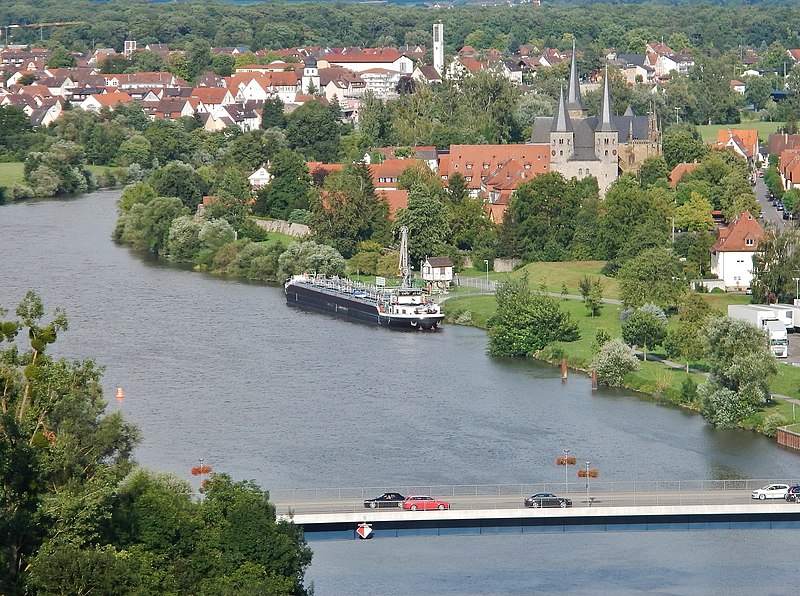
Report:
2,190,799,594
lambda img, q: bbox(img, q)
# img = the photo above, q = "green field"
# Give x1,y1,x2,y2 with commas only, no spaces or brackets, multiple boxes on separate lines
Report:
696,121,784,144
444,273,800,426
0,162,24,186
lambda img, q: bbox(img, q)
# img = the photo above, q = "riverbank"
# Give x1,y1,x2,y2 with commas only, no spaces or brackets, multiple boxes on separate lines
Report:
444,271,800,439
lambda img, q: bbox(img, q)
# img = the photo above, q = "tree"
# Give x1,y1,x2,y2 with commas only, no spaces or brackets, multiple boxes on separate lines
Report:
358,90,392,148
487,274,579,357
698,316,777,428
149,161,209,210
309,163,389,258
501,172,583,261
662,126,709,169
622,308,667,360
277,240,345,276
752,227,800,303
254,149,310,218
664,323,705,373
618,248,686,310
116,196,190,254
637,156,669,188
211,54,235,77
675,191,714,232
46,45,77,68
589,338,640,387
0,293,140,592
286,100,341,162
585,278,604,317
392,185,451,265
167,215,203,262
187,39,213,80
260,97,287,129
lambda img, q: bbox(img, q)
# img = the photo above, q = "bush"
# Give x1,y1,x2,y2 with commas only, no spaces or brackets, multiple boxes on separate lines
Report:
762,412,789,437
593,328,611,352
454,310,473,326
679,376,698,404
589,339,639,387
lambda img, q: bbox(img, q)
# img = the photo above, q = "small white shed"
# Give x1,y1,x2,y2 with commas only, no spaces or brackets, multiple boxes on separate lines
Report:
421,257,454,288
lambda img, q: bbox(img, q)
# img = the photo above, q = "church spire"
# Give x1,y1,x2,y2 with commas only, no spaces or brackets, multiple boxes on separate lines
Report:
551,85,572,132
596,65,616,132
566,40,584,114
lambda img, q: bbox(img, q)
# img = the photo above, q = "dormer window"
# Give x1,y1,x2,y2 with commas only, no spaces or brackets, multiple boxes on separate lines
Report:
746,238,755,246
483,163,489,169
524,163,531,170
466,163,473,170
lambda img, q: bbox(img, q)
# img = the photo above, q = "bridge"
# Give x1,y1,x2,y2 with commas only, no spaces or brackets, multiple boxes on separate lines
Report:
271,480,800,540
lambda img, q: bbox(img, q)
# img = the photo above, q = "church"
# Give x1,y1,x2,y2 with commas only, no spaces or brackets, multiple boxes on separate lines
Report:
529,51,661,196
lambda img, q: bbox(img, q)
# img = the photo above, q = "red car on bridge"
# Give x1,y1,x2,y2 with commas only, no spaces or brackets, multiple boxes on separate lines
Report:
401,495,450,511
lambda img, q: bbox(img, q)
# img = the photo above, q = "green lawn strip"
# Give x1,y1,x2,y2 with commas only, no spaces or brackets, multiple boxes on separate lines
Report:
624,360,704,402
260,230,296,248
516,261,620,299
769,362,800,399
696,121,784,144
0,162,24,186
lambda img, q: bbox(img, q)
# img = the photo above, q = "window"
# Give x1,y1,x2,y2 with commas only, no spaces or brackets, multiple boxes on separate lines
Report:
524,163,531,169
578,168,583,176
466,163,473,169
466,176,472,181
559,139,564,145
483,163,489,169
746,238,754,246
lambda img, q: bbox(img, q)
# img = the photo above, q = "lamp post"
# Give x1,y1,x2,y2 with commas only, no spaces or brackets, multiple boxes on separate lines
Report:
563,449,570,493
585,461,591,505
484,259,489,289
4,24,19,49
793,277,799,303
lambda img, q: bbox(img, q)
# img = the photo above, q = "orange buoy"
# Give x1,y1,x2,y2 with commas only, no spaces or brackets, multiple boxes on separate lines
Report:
115,387,125,400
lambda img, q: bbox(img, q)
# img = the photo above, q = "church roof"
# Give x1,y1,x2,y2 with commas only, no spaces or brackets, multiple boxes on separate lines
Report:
550,86,572,133
566,41,584,113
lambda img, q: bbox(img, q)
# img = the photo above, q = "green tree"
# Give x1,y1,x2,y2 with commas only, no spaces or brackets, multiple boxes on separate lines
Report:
116,196,190,254
254,149,310,218
286,100,341,162
618,247,687,309
187,39,213,80
46,45,77,68
0,292,140,592
622,308,667,360
149,161,209,210
675,191,714,232
487,274,579,357
698,316,777,428
260,97,287,129
310,162,388,258
751,227,800,303
637,156,669,189
277,240,345,276
662,126,710,169
589,338,640,387
585,278,603,317
393,185,452,265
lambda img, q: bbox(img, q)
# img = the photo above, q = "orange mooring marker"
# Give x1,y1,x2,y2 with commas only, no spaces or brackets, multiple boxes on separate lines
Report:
115,387,125,400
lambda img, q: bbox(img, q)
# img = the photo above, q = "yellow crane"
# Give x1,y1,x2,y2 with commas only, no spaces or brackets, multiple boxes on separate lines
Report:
25,21,85,41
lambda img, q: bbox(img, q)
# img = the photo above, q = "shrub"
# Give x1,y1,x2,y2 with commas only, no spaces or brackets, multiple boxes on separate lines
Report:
589,339,639,387
454,311,473,326
678,376,698,404
593,328,611,352
762,412,789,437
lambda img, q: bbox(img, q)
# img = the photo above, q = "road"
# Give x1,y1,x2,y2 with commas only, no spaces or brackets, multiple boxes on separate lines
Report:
754,172,788,229
273,489,800,515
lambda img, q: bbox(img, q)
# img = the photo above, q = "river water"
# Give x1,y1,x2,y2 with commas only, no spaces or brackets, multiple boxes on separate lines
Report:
2,191,799,594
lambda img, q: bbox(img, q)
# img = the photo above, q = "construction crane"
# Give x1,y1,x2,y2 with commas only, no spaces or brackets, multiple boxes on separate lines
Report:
25,21,85,41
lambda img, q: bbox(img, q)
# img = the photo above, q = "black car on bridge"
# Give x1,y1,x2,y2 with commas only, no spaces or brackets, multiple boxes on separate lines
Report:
364,492,406,508
523,493,572,508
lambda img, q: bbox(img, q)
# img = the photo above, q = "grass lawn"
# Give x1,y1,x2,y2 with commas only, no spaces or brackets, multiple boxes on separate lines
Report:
696,121,784,144
262,230,295,247
0,162,24,186
768,363,800,399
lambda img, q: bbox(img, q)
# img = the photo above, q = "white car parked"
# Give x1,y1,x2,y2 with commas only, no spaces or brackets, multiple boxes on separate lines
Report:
751,484,790,500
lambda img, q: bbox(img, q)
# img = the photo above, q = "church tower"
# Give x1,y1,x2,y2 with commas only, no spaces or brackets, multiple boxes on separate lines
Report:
566,42,586,119
302,55,320,94
433,23,444,76
594,68,619,194
550,86,574,164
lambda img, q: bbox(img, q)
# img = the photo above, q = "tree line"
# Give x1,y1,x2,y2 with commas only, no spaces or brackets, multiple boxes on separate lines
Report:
0,292,311,594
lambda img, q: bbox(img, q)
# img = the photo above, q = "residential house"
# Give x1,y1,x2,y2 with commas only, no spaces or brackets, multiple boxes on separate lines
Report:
421,257,454,288
323,48,413,75
412,65,442,85
29,99,63,127
716,129,760,165
79,91,134,112
779,149,800,190
611,54,654,85
248,162,272,189
767,132,800,156
710,211,764,290
371,158,423,190
730,79,746,95
669,161,700,187
226,71,298,104
358,68,401,100
320,67,366,109
378,189,409,219
191,87,235,113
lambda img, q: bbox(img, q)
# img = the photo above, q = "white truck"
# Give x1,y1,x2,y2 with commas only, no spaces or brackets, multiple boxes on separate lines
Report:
727,305,789,358
764,320,788,358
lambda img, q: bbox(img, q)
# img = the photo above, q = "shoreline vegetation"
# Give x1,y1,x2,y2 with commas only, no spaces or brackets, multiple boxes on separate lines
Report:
443,262,800,440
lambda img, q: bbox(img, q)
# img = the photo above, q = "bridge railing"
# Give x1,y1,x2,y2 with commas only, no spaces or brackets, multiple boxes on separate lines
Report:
269,479,800,515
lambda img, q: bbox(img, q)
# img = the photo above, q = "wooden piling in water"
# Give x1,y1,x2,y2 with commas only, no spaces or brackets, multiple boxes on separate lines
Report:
561,359,567,381
591,370,598,390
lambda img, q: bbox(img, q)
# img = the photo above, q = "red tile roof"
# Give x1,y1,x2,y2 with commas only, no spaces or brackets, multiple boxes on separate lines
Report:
669,162,700,188
378,189,409,219
711,211,764,252
440,145,550,191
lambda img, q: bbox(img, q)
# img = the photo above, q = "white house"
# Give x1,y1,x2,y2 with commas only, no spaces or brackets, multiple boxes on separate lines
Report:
324,49,413,75
710,211,764,290
248,162,272,189
421,257,454,289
